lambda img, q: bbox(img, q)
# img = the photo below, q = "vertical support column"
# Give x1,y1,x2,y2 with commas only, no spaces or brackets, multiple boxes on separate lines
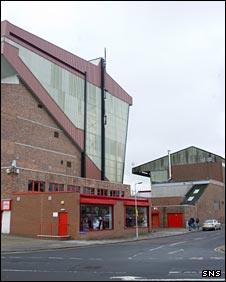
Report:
81,72,87,178
101,58,106,180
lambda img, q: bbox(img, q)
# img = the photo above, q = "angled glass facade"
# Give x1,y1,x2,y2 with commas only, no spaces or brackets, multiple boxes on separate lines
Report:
105,92,129,182
3,37,130,183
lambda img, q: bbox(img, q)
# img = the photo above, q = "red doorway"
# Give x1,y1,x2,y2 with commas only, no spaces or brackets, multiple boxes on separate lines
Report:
167,213,184,228
58,211,68,236
152,213,160,228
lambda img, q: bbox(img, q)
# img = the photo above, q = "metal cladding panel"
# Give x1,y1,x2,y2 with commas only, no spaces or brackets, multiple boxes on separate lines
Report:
1,21,132,105
106,73,133,105
85,156,102,181
2,41,84,151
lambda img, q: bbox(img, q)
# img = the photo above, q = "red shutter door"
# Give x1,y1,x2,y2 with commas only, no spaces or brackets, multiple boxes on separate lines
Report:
167,213,183,228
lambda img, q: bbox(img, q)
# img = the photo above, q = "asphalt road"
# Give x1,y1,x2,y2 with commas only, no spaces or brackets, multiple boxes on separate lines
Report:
1,229,225,281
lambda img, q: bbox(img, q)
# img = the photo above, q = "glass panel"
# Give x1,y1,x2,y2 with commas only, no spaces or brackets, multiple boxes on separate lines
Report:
125,206,148,228
10,42,85,129
80,204,113,232
28,180,33,192
40,181,45,192
105,92,129,182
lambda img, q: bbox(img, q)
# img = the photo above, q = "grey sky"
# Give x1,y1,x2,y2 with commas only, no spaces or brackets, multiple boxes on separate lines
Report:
2,1,225,190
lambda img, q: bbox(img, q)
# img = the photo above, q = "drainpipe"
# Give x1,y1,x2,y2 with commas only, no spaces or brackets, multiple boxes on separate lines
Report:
168,150,172,181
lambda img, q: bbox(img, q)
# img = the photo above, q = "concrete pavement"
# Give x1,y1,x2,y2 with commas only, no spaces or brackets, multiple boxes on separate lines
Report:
1,228,202,253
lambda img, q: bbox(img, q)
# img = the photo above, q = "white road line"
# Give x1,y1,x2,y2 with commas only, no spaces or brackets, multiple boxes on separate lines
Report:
69,257,83,260
89,258,103,261
169,271,181,274
48,257,63,260
168,249,184,255
169,241,186,246
194,237,204,240
210,257,225,260
149,246,164,251
189,257,203,260
2,269,77,273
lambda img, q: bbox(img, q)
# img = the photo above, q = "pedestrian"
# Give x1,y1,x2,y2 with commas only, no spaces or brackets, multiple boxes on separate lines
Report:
188,218,192,231
195,218,200,230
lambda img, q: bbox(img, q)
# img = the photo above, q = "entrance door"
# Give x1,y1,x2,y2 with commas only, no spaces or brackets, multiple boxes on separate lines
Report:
58,212,68,236
1,211,11,234
152,213,160,228
167,213,184,228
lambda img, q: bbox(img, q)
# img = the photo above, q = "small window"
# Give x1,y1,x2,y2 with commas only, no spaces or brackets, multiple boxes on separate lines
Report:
67,185,80,192
67,161,71,168
60,160,64,165
28,180,45,192
28,180,33,191
54,131,59,138
193,189,199,194
38,104,43,108
187,196,194,201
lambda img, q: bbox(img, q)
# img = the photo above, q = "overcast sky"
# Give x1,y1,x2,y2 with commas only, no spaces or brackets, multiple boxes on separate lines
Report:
2,1,225,190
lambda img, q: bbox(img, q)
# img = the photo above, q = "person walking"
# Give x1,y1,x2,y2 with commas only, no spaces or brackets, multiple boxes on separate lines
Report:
195,218,200,230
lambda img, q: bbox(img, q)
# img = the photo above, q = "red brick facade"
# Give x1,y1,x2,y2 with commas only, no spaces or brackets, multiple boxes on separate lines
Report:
1,82,152,239
171,162,224,182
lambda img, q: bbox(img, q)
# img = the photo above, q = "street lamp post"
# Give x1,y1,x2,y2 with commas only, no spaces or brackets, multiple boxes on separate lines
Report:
135,181,142,239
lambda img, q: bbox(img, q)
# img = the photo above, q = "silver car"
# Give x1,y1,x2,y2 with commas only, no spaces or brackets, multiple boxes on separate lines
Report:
202,219,221,231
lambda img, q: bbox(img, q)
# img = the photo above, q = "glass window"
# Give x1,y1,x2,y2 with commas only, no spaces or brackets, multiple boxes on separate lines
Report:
28,180,33,191
83,187,95,195
28,180,45,192
49,183,64,192
40,181,45,192
125,206,148,228
80,204,113,232
67,185,80,192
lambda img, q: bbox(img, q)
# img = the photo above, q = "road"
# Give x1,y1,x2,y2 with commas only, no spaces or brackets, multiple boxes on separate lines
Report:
1,229,225,281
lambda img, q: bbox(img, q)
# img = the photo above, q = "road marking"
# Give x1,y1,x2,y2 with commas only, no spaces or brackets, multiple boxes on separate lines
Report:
149,246,164,251
169,241,186,246
168,249,184,255
69,257,83,260
169,271,180,274
128,252,144,260
194,237,204,240
110,276,144,281
189,257,203,260
2,269,77,273
210,257,224,260
48,257,63,260
89,258,103,261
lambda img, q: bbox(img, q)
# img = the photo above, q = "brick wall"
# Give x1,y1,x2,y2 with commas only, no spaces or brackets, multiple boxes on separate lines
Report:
1,83,130,199
152,197,183,206
171,162,224,182
11,193,149,239
196,182,225,224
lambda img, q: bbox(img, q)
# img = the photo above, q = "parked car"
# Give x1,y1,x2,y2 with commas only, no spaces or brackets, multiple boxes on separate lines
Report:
202,219,221,231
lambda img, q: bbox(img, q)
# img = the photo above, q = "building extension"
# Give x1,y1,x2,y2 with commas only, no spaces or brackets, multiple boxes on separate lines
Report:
132,146,225,228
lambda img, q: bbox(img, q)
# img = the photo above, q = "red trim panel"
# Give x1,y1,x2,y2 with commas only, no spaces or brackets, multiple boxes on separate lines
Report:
80,196,116,205
123,200,149,206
